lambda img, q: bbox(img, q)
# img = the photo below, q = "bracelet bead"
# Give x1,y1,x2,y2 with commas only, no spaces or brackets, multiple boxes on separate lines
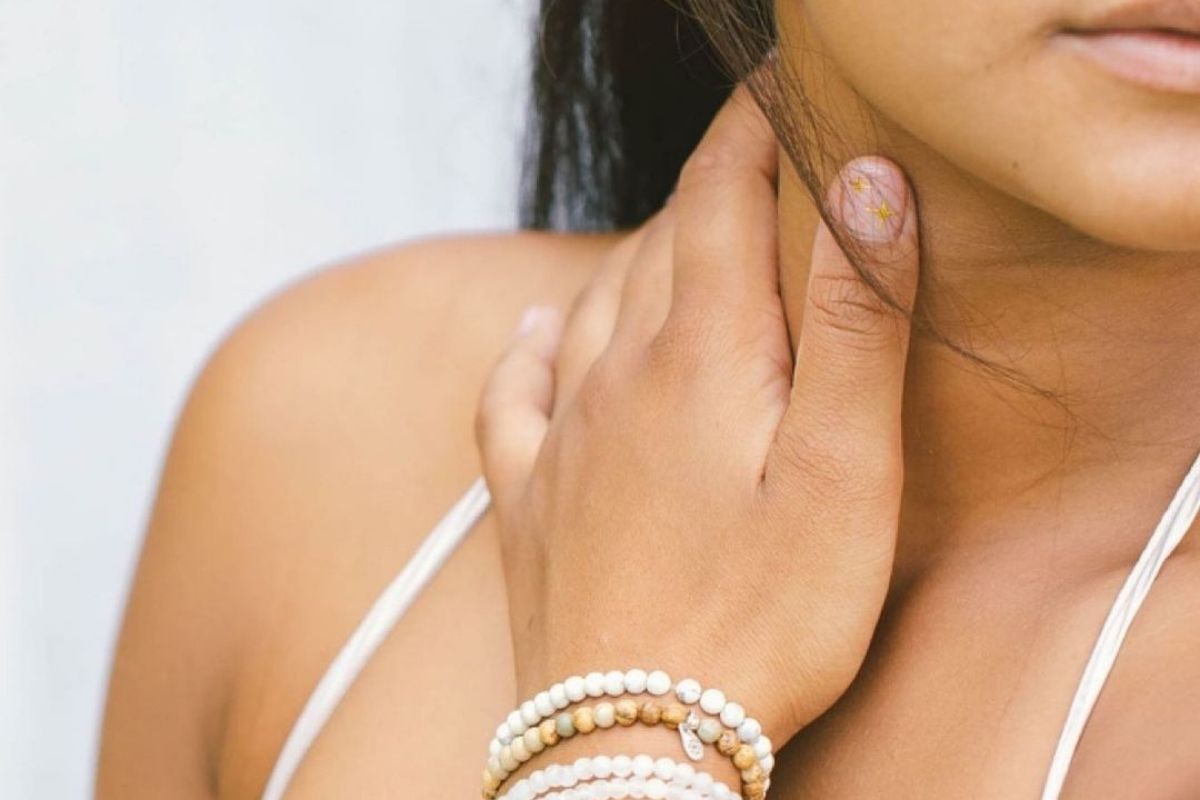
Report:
719,702,745,728
660,702,688,729
716,730,740,757
699,689,726,716
539,719,560,747
753,735,772,759
572,706,596,734
585,672,606,698
646,670,672,696
484,768,502,795
524,727,546,754
614,698,639,726
639,699,663,725
698,717,723,743
565,676,587,703
535,691,556,718
732,745,757,771
736,718,761,744
594,701,616,728
675,678,702,704
742,764,765,784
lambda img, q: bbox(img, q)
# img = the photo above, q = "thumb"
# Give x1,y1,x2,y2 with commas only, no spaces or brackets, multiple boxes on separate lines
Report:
765,157,919,509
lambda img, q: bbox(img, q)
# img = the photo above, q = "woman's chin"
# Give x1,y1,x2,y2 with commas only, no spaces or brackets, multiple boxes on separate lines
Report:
1039,176,1200,253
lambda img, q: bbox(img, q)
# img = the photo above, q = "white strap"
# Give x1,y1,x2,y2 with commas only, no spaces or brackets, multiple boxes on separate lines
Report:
258,454,1200,799
261,477,492,800
1041,448,1200,799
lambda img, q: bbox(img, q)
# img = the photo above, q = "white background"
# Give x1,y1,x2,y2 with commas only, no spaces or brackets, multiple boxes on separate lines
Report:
0,1,533,794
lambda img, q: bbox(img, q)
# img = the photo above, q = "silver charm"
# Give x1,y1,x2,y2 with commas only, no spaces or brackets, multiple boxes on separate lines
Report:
678,710,704,761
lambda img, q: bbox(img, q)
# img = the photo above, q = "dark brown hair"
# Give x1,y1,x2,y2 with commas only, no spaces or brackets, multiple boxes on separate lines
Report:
519,1,731,231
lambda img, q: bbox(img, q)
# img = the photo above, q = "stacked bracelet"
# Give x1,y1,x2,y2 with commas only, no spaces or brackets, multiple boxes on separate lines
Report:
498,755,727,800
482,669,774,800
482,698,758,798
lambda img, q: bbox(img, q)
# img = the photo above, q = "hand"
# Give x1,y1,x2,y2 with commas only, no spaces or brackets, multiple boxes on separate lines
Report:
476,88,920,744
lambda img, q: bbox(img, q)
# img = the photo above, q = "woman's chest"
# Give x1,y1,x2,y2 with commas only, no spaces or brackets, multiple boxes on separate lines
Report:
769,557,1200,799
227,520,1200,799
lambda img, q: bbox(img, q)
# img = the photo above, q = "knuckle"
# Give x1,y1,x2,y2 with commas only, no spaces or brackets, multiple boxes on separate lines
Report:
777,426,858,490
806,272,902,351
569,277,619,328
677,141,740,197
559,300,615,364
572,354,622,427
774,423,898,503
646,311,724,382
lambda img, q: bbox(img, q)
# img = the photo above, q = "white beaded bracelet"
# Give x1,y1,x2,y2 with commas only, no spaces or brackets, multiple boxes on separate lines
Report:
533,778,733,800
486,669,773,796
498,754,734,800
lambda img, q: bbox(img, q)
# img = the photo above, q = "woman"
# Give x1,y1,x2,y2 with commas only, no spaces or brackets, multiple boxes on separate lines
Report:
97,0,1200,797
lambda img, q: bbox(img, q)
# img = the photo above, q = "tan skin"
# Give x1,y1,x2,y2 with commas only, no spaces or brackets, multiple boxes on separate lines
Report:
99,0,1200,797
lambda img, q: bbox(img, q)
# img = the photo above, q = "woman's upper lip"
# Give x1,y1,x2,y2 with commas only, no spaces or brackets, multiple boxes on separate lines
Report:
1069,0,1200,35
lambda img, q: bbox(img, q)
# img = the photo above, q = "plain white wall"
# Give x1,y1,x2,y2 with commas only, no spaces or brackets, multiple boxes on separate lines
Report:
0,0,534,794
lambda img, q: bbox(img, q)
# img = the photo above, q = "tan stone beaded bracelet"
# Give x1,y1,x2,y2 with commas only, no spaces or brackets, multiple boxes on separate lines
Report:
488,670,774,789
481,697,768,800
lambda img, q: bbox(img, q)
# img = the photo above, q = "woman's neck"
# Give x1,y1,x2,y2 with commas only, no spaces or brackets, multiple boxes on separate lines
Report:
777,142,1200,580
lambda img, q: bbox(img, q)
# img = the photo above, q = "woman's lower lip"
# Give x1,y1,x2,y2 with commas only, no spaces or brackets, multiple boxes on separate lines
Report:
1055,29,1200,93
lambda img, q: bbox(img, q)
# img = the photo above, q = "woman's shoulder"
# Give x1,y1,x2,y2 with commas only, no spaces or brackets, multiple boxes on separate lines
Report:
190,230,615,505
97,230,617,797
222,230,611,396
206,229,609,441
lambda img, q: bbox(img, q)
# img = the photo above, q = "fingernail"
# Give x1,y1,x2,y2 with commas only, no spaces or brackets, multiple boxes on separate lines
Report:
516,306,542,337
834,158,909,244
515,305,555,338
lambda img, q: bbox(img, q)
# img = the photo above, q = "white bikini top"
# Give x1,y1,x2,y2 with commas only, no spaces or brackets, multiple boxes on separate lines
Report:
261,450,1200,800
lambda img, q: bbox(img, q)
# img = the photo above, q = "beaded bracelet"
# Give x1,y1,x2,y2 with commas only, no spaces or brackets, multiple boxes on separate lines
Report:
522,776,726,800
530,777,726,800
498,754,728,800
482,697,769,800
487,670,774,790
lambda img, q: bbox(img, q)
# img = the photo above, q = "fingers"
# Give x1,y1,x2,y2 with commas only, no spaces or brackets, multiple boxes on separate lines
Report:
606,206,676,352
765,157,920,508
667,86,780,337
476,306,564,511
552,230,646,416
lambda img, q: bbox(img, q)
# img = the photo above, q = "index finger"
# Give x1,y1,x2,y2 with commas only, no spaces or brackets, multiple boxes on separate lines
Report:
667,85,780,332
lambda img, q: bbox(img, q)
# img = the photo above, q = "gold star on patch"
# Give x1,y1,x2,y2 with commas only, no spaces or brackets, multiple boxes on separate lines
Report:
850,176,871,193
872,200,895,223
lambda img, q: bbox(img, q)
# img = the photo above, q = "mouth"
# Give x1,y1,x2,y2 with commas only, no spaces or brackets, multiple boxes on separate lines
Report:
1055,1,1200,92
